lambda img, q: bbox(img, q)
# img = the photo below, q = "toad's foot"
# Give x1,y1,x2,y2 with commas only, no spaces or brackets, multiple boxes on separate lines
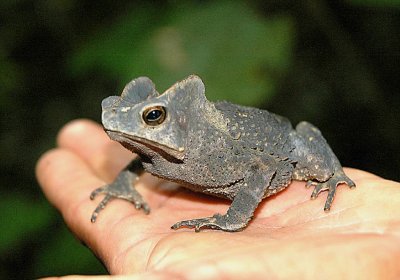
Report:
90,171,150,222
172,169,275,232
306,170,356,211
171,214,245,232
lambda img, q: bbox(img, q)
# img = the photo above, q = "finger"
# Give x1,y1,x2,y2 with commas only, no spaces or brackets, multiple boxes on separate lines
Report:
57,119,133,182
35,148,148,268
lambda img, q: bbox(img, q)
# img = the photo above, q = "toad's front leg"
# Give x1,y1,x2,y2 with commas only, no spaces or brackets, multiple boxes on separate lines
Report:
90,158,150,222
171,167,275,232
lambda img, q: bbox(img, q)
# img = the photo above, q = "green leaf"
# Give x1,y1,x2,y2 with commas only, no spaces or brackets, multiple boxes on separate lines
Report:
33,225,106,277
69,1,294,105
0,194,53,254
0,49,22,110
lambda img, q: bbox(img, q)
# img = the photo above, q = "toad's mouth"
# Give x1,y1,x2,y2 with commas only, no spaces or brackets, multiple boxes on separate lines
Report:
105,130,185,162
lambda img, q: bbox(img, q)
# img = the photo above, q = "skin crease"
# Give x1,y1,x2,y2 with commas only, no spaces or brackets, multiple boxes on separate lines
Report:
36,119,400,279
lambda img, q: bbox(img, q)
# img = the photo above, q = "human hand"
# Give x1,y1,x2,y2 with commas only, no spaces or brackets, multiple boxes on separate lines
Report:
36,119,400,279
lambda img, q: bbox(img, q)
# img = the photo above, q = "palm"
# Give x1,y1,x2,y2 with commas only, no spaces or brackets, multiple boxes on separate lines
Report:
37,120,400,278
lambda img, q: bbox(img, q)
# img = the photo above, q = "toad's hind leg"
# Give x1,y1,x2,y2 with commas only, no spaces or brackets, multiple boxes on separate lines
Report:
292,121,356,211
306,169,355,211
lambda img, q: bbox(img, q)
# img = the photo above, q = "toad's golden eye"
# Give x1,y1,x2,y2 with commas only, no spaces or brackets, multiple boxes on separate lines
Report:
142,106,166,126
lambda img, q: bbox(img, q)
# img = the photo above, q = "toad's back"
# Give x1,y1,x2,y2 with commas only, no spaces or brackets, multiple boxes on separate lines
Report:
215,101,295,155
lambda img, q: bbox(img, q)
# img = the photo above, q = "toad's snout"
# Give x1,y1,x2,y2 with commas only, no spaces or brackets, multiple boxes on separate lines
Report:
101,96,121,132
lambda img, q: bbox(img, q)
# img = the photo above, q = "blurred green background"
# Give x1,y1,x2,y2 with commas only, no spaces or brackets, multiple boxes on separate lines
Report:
1,0,399,278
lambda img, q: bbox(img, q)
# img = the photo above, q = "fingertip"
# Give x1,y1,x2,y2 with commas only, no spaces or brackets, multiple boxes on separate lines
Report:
55,118,131,181
36,148,61,188
57,119,104,147
36,148,95,203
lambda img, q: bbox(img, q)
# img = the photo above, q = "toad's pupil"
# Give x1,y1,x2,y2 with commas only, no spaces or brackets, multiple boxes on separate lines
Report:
147,109,162,121
143,106,166,125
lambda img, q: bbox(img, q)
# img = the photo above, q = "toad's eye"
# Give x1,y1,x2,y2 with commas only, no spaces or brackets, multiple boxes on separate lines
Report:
142,106,166,126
